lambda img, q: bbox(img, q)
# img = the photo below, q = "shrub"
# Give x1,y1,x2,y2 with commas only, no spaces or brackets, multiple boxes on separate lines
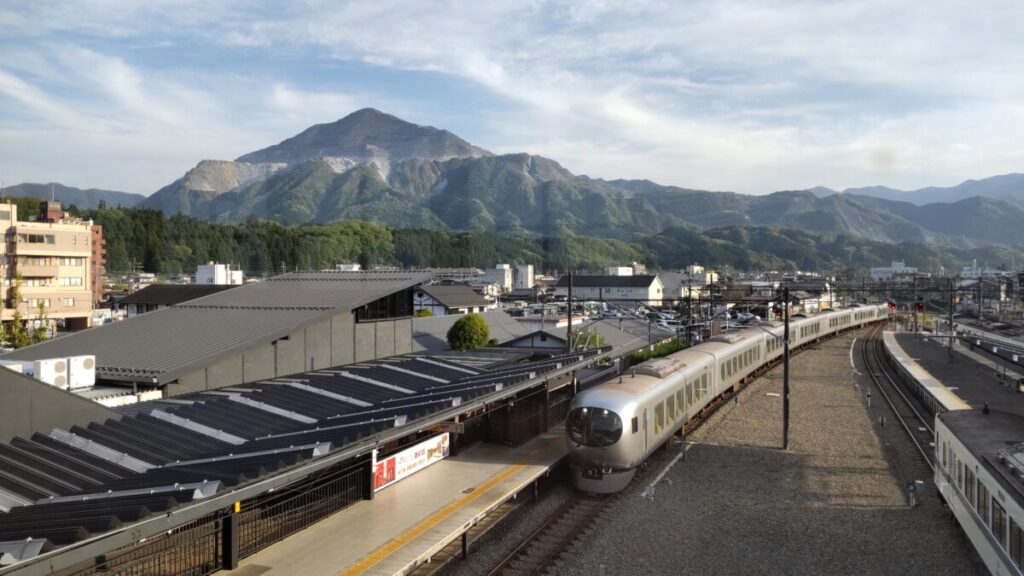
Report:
447,313,491,350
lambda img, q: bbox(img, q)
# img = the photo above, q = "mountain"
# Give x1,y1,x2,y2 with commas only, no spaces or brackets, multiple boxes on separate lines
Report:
817,174,1024,207
237,107,490,167
4,182,144,209
140,160,288,216
140,109,1024,250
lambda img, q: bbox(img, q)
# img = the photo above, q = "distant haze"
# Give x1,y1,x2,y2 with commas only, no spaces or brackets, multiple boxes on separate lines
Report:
1,2,1023,195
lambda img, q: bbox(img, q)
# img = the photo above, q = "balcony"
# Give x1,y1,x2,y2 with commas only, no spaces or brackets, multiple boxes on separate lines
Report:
15,264,59,278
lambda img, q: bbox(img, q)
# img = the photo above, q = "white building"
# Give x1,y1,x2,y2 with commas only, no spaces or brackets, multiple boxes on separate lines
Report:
870,260,917,281
514,264,535,289
553,275,665,306
607,266,633,276
196,262,243,285
334,263,361,272
484,264,513,293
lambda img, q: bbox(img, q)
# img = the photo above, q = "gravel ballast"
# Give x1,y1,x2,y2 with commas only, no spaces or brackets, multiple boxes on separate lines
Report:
553,329,985,575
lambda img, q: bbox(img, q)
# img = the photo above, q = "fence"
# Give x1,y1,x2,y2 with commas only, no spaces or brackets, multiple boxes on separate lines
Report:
63,461,365,576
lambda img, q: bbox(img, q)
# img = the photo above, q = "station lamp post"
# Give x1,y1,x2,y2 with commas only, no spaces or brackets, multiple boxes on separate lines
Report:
757,288,790,450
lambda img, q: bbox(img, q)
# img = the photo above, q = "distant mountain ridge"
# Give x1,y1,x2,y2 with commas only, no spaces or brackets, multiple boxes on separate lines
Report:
3,183,144,209
114,108,1024,250
815,173,1024,207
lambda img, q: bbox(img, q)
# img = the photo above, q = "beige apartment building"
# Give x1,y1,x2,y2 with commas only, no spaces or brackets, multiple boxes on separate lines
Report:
1,201,103,331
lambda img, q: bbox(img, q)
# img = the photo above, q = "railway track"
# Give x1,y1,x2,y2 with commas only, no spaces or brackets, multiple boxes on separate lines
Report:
487,494,611,576
861,324,935,469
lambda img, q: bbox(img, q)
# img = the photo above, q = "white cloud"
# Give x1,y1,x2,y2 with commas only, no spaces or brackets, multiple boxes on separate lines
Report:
1,0,1023,194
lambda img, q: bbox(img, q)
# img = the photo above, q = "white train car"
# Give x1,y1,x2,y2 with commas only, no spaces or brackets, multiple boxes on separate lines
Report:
937,410,1024,576
569,303,891,492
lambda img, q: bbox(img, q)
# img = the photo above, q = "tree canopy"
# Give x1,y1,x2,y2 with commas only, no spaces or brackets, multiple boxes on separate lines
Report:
446,313,491,351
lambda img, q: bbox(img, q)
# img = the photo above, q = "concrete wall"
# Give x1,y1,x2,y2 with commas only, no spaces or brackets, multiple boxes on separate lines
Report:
274,329,305,377
243,343,276,383
332,312,355,366
355,322,376,362
304,317,332,372
394,318,413,355
0,369,119,443
375,321,395,358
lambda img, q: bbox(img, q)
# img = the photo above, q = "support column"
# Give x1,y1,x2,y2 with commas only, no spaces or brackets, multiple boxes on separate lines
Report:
222,513,239,570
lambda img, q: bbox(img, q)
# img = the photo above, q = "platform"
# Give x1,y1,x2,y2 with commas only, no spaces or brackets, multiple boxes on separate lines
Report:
896,332,1024,416
222,425,568,576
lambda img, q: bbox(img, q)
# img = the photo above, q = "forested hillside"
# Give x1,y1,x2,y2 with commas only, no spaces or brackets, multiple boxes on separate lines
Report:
55,202,1019,277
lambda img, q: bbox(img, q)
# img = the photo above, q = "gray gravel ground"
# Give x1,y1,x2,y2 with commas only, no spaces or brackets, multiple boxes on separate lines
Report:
552,329,986,576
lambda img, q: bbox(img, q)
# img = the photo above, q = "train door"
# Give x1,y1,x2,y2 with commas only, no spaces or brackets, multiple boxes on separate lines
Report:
643,407,649,455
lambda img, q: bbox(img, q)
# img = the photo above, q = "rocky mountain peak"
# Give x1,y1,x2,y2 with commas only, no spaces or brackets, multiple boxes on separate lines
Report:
235,108,491,166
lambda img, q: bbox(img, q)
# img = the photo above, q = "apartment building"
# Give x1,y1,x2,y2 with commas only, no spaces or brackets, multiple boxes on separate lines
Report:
1,201,103,331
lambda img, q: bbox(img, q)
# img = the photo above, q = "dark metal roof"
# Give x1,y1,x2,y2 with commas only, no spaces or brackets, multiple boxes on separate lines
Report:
418,285,490,308
554,275,660,289
118,284,237,306
0,348,605,558
1,271,432,384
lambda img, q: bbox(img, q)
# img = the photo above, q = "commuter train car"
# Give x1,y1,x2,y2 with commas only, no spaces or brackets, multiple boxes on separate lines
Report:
568,303,890,493
936,411,1024,576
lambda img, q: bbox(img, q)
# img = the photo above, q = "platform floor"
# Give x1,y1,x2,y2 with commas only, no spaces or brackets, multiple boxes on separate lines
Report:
223,425,567,576
896,332,1024,416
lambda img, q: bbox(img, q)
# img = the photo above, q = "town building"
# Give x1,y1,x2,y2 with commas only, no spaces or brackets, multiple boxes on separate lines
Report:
413,284,497,316
484,264,513,293
0,201,104,331
1,271,432,396
119,283,238,317
871,260,918,281
196,262,244,285
553,274,664,306
514,264,535,289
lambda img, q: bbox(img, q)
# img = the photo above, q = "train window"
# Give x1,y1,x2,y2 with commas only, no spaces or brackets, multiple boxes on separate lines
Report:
567,407,623,447
978,483,991,524
632,416,639,434
957,461,963,489
687,383,694,406
965,468,976,505
677,389,684,412
667,395,676,420
993,499,1008,550
1012,520,1024,569
655,403,664,433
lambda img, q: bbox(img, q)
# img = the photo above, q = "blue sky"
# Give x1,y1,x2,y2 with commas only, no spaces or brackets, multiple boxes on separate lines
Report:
1,1,1022,195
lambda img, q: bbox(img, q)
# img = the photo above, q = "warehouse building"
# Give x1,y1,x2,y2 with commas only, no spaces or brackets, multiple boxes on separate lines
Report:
0,271,432,396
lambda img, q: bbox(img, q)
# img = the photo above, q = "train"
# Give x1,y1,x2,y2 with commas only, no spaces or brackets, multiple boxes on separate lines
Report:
566,303,891,493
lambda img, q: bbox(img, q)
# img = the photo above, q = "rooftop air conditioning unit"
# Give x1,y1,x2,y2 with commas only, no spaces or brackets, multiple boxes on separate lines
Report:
33,358,68,390
0,360,23,374
67,355,96,390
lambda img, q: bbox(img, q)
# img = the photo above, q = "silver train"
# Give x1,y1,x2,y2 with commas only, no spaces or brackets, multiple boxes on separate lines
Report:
567,303,891,493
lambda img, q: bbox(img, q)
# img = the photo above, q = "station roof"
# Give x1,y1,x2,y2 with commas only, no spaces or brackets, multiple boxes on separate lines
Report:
0,347,604,561
118,283,237,306
1,271,432,384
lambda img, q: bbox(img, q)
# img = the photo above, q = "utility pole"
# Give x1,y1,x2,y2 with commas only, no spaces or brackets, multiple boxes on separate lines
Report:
566,271,573,353
948,276,955,363
687,277,693,344
783,287,791,451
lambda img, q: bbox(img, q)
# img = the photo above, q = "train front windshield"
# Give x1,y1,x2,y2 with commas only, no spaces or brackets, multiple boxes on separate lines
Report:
568,407,623,447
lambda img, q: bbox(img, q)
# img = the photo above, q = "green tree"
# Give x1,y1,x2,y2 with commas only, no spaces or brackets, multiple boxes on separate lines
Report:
446,313,490,351
414,309,435,317
30,301,49,344
8,274,31,349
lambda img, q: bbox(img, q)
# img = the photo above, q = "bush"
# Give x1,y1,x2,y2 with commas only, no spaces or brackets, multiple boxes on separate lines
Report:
632,339,689,363
414,309,435,317
447,313,491,350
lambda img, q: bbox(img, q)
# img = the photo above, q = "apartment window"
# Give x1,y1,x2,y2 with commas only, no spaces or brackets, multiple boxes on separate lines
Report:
27,298,50,308
62,297,75,307
18,234,55,244
21,278,49,287
59,277,83,286
0,210,9,220
59,257,84,266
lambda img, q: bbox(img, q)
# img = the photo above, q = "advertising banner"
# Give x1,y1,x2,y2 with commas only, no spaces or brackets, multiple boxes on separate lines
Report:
372,433,450,492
